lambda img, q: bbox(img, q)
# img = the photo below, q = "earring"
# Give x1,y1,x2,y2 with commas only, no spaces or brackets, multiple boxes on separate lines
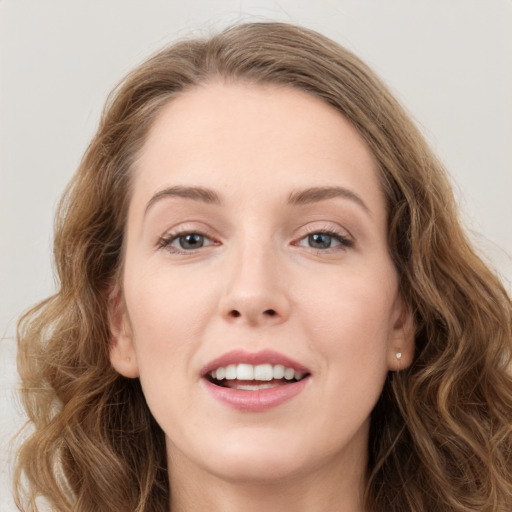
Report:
395,350,402,372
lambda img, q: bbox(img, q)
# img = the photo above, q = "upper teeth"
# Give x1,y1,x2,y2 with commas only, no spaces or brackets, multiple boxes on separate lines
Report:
210,363,304,381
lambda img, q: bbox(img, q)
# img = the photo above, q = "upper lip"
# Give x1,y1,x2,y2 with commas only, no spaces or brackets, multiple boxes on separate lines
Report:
200,349,310,377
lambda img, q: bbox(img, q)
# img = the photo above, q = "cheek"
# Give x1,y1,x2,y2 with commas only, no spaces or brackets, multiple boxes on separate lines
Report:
297,268,397,369
127,257,217,324
122,263,219,383
284,270,396,454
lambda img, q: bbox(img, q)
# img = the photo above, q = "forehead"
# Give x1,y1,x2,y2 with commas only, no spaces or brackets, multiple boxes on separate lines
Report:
132,80,384,214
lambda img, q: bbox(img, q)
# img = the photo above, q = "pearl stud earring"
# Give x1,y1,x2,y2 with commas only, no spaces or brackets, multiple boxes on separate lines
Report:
396,351,402,360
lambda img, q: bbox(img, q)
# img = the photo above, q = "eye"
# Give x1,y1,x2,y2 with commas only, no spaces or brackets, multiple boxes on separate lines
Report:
306,233,337,249
158,231,216,253
295,230,353,251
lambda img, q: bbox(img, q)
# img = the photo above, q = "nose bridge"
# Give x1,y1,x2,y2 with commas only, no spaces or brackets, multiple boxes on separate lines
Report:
219,231,289,325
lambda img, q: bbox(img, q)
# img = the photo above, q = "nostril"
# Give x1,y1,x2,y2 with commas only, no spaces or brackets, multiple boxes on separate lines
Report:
226,309,278,320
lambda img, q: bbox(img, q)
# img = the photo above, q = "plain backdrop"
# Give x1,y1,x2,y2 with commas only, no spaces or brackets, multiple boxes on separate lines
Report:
1,1,511,510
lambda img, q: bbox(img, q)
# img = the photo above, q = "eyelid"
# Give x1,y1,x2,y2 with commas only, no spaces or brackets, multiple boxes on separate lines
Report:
155,221,354,255
292,223,354,251
156,223,220,254
159,231,215,249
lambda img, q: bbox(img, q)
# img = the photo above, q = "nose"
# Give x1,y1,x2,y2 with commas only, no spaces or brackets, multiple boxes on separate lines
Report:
218,242,291,327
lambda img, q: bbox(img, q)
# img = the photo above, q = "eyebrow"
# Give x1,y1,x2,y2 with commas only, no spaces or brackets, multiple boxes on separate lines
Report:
288,186,370,215
144,184,370,216
145,185,222,215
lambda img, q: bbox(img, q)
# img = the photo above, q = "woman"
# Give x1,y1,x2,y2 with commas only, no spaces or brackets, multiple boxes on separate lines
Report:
15,22,512,512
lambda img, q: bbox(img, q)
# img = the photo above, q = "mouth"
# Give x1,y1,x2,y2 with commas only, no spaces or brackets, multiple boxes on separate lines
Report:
206,363,308,390
200,350,311,411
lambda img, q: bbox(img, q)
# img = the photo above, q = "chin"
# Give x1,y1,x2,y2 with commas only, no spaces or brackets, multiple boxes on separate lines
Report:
179,427,329,484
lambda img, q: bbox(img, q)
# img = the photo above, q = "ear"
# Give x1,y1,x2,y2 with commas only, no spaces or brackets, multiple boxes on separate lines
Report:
107,285,139,378
387,294,415,372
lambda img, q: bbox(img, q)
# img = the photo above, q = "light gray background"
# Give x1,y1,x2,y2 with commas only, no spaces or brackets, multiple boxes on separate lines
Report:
1,1,511,510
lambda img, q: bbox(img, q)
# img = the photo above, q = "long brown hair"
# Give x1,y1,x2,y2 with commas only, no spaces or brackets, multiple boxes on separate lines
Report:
15,22,512,511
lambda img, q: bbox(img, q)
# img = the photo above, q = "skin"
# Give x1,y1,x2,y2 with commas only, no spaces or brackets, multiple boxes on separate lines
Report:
109,81,414,512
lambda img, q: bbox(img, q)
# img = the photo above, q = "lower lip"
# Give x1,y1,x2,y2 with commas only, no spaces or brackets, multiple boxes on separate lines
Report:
202,377,309,412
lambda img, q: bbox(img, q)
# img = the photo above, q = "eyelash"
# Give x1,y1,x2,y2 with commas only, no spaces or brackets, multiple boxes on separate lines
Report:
157,227,353,255
294,227,353,252
157,230,218,254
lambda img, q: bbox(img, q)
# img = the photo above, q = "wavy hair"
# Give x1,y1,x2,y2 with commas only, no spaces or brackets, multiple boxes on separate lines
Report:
15,22,512,511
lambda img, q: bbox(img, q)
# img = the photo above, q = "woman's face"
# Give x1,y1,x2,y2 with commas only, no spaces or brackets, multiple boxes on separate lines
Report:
110,81,413,484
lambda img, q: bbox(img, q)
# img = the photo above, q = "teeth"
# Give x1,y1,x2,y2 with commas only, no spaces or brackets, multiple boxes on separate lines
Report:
273,364,285,379
236,363,254,380
283,367,295,380
234,383,279,391
225,364,237,380
209,363,306,382
254,364,273,381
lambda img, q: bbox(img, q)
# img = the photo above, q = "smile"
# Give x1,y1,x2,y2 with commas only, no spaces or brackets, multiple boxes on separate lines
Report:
209,363,305,389
201,350,311,411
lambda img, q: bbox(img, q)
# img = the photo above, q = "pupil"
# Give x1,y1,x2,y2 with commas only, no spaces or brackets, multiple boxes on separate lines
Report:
309,233,331,249
180,233,203,249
